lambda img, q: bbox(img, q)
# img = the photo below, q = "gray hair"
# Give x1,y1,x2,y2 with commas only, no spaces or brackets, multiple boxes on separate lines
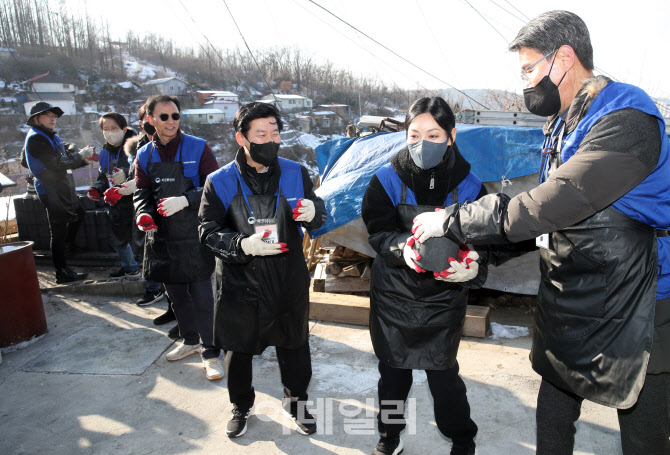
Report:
508,10,594,71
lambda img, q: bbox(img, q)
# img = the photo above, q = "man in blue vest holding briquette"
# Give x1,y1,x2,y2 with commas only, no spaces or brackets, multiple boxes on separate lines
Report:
199,102,326,439
134,94,223,381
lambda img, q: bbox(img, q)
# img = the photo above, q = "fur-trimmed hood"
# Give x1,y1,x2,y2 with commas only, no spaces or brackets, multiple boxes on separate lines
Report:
124,134,151,158
543,75,611,135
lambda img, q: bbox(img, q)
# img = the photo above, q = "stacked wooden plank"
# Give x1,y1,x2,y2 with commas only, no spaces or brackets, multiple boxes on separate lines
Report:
312,245,372,294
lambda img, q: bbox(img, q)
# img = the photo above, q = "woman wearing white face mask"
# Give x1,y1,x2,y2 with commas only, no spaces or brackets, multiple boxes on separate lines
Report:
361,97,487,455
87,112,140,278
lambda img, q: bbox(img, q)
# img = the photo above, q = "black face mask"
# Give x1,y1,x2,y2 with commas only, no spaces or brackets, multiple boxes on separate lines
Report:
248,141,279,167
142,121,156,136
523,55,567,117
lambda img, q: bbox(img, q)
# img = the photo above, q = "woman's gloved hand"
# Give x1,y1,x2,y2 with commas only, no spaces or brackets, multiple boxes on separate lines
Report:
111,167,126,185
403,236,426,273
434,245,479,282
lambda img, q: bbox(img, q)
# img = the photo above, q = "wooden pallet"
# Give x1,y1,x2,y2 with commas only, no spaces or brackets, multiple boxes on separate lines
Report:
309,291,491,338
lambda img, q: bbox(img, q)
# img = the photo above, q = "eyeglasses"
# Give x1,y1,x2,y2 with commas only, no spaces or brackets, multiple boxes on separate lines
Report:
42,113,58,119
521,50,556,83
154,113,180,122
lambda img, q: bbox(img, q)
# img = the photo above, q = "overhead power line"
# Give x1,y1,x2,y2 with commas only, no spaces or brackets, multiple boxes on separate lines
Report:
463,0,509,43
294,0,430,95
307,0,491,110
220,0,310,156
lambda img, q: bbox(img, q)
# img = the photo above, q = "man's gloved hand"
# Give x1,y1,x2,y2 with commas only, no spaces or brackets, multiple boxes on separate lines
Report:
87,187,101,201
412,208,449,244
136,214,158,232
403,236,426,273
435,245,479,283
103,187,123,206
241,231,288,256
111,167,126,185
292,198,316,222
79,146,97,161
117,179,136,196
157,196,189,217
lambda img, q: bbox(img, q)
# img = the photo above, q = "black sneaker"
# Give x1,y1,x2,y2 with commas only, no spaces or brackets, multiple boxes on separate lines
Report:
284,400,317,435
153,306,176,325
451,442,476,455
226,406,252,438
136,289,165,306
110,268,140,278
167,324,180,340
371,436,403,455
55,267,88,284
109,267,126,278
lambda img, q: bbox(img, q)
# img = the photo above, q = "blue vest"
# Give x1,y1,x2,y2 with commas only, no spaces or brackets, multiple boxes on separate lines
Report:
375,162,482,206
136,133,207,188
24,127,66,195
559,81,670,299
208,157,305,236
98,147,125,175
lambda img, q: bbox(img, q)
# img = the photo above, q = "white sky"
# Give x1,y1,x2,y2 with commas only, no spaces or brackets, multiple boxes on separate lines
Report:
72,0,669,99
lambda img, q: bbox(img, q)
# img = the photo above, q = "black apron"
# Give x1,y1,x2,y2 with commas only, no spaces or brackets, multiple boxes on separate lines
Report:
142,145,214,284
370,183,468,370
531,123,657,408
213,176,310,355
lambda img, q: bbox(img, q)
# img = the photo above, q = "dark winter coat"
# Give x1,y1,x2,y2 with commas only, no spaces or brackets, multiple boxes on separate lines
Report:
23,125,88,221
362,144,488,370
91,128,137,244
432,76,670,408
199,148,327,354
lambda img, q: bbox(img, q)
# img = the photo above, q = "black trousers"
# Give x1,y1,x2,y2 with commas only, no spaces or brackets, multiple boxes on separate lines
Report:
37,194,83,270
224,340,312,411
164,279,220,359
536,374,670,455
377,360,478,446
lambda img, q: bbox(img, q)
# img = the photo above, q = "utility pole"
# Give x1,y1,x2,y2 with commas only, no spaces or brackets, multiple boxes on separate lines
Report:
358,92,362,118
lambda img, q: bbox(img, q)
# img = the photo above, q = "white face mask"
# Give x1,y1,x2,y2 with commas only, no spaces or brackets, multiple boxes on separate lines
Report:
103,130,125,146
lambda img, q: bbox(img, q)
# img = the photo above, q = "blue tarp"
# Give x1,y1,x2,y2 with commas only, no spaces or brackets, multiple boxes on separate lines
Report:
312,124,545,238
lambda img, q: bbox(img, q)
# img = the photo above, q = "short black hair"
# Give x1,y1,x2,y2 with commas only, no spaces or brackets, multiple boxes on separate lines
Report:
509,11,594,71
405,97,456,142
234,102,284,138
138,103,148,121
146,94,181,116
98,112,127,130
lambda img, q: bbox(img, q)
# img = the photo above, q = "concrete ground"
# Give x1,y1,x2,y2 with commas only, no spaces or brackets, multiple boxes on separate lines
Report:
0,282,623,454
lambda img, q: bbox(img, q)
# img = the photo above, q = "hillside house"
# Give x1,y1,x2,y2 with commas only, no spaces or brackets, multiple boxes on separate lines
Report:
258,94,313,112
313,111,343,129
319,104,350,117
182,108,226,124
27,72,86,95
21,93,76,116
143,77,189,96
195,90,239,104
202,99,238,117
